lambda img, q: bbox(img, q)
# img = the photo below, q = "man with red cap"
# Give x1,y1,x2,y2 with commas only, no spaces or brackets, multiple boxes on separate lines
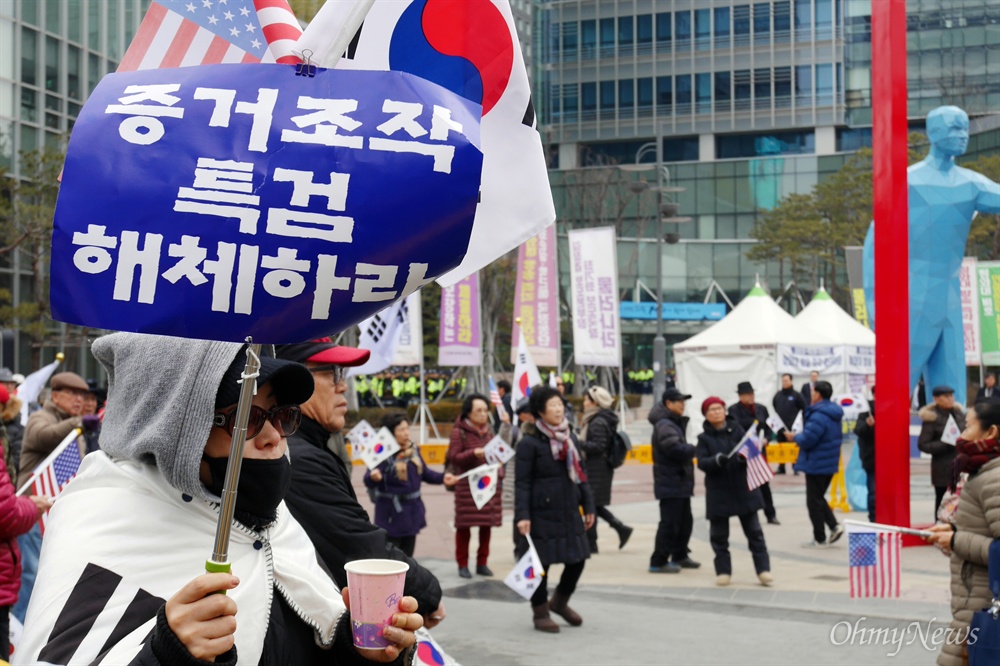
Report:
277,339,446,628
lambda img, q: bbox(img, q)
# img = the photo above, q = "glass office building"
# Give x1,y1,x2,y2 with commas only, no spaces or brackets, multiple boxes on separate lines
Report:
0,0,150,373
535,0,1000,367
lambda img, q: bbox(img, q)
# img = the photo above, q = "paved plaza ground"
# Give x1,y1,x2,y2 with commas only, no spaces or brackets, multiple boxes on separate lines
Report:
352,455,955,665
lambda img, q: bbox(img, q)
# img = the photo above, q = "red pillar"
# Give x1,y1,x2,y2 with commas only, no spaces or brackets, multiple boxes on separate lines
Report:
872,0,911,530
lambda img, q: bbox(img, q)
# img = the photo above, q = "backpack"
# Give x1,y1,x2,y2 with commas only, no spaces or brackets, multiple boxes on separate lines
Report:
607,429,632,469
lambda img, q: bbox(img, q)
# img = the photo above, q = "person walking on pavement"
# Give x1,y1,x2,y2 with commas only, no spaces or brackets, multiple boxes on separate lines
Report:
448,394,509,579
578,386,633,553
918,385,966,520
276,339,448,628
784,381,845,548
727,382,779,525
696,397,773,588
854,388,876,522
363,412,456,557
648,388,700,573
515,386,594,633
772,373,806,475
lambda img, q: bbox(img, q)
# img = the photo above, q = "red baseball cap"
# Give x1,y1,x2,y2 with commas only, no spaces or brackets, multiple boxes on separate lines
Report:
275,338,371,367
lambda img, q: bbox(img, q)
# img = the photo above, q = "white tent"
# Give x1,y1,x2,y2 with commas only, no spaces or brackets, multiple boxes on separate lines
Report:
794,287,875,393
674,284,840,437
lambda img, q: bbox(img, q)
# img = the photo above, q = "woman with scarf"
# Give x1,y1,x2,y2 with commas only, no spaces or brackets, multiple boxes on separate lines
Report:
365,413,456,557
578,386,632,553
515,386,595,633
16,334,422,666
447,394,510,579
924,400,1000,666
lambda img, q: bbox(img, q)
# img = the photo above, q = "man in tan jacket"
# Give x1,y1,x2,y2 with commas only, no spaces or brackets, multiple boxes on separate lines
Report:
17,372,95,488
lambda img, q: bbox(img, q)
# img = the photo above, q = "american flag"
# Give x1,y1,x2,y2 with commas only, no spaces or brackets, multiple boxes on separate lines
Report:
23,429,84,534
118,0,301,73
488,376,502,408
848,528,902,598
736,427,774,491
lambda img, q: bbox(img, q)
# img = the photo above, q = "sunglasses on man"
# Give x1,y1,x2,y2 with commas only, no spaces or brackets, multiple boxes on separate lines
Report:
212,404,303,439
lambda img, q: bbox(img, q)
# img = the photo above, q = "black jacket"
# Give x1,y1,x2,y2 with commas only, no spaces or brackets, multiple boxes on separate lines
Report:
727,402,775,441
514,424,595,566
917,405,966,488
283,416,442,616
975,386,1000,403
648,403,695,499
579,408,618,507
771,388,806,430
854,403,875,475
696,419,764,519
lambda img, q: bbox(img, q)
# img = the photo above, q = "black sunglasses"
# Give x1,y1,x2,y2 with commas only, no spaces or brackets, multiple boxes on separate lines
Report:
309,365,348,385
212,404,302,439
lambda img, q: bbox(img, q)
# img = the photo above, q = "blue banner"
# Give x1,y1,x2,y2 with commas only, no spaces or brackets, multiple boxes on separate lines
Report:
619,301,726,321
51,64,483,343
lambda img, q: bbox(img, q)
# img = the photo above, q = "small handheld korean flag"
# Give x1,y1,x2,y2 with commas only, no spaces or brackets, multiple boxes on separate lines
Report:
347,420,378,462
504,534,545,601
791,411,804,434
766,413,784,433
468,464,500,510
361,427,402,470
941,414,961,446
483,434,515,466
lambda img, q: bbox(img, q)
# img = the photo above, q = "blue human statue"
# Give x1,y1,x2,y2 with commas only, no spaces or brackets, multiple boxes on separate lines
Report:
863,106,1000,407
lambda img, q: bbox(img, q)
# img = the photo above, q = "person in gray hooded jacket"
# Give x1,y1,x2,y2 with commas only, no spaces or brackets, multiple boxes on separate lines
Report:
15,333,422,666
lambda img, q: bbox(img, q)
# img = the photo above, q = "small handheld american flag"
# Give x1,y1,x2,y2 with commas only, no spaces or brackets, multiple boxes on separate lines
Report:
17,428,84,534
734,424,774,491
848,525,901,598
488,376,502,408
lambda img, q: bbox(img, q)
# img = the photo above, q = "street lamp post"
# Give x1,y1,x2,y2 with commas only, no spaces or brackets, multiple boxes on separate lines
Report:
621,142,689,403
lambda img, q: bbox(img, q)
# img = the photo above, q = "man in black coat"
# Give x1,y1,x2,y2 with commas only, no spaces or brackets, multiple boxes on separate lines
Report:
277,339,445,626
491,379,514,430
772,373,806,475
975,373,1000,403
854,390,875,522
801,370,819,406
647,387,700,573
727,382,779,524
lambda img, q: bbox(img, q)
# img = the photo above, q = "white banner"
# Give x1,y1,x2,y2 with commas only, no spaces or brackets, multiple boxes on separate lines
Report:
960,257,981,366
845,345,875,374
568,227,621,367
776,345,845,374
392,293,423,367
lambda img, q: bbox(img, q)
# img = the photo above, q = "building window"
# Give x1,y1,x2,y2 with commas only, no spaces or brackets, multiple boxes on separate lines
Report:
637,14,653,47
21,27,38,87
88,0,101,50
67,46,82,101
774,1,792,40
816,63,834,105
564,85,579,116
696,72,712,112
675,10,692,47
815,0,833,39
21,0,38,26
619,16,634,47
715,71,732,111
581,19,596,57
88,53,101,94
68,1,82,43
676,74,692,108
734,69,752,108
45,0,61,34
638,77,653,109
582,82,596,112
600,18,615,49
774,66,792,106
20,88,37,123
600,80,615,110
695,9,711,50
716,130,816,158
108,0,120,60
45,36,60,93
754,68,771,107
795,64,812,104
753,3,771,42
620,79,634,111
656,12,671,48
663,136,700,162
715,7,731,46
656,76,673,107
563,23,578,58
734,5,751,45
795,0,812,38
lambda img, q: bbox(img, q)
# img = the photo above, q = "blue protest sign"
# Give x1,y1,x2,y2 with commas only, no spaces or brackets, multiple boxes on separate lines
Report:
51,64,483,343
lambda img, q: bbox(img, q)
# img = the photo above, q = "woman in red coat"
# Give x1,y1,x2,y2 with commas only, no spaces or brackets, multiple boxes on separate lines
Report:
447,393,509,579
1,387,49,660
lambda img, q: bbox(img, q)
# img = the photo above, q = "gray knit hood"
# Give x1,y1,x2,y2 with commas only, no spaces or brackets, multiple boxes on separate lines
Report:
92,333,245,502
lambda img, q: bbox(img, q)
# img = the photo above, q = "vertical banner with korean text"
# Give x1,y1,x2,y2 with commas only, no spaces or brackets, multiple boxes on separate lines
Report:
978,261,1000,365
392,292,423,366
568,227,621,367
439,272,482,366
511,224,560,367
960,257,980,366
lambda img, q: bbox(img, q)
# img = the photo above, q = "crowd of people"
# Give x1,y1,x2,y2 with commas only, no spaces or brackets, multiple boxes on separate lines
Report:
2,347,998,662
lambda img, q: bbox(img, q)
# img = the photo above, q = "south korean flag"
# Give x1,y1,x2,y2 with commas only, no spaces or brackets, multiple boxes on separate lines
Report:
468,464,500,510
347,419,378,462
504,534,545,601
482,435,515,466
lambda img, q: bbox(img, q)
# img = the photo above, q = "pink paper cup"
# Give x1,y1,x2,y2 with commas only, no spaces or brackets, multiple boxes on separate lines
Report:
344,559,410,650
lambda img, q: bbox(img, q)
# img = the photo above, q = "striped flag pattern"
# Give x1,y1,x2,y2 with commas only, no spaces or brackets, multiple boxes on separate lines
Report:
736,428,774,491
848,528,902,598
23,429,84,534
118,0,302,73
488,376,502,408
